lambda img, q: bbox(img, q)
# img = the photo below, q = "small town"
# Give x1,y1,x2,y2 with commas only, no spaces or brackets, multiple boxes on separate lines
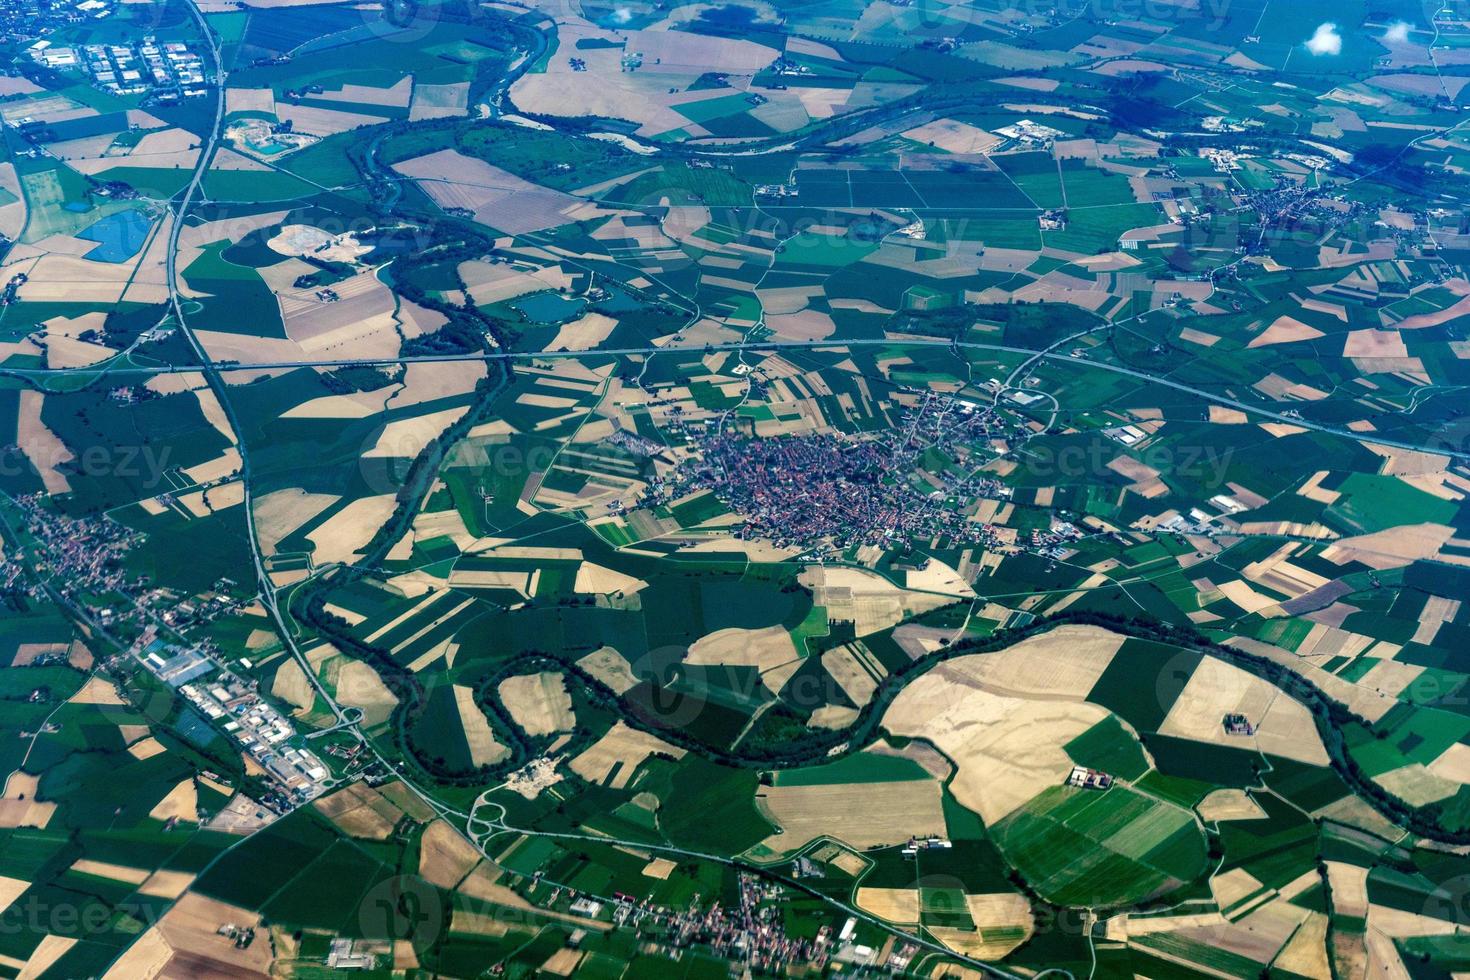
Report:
0,494,332,810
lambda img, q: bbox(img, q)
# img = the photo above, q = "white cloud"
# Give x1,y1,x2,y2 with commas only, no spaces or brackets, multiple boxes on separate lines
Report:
1382,20,1411,43
1305,22,1343,56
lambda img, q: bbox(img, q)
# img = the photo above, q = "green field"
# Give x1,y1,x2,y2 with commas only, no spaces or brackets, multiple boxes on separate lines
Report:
993,785,1206,907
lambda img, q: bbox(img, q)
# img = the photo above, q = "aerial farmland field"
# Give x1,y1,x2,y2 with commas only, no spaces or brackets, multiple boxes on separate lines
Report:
0,0,1469,975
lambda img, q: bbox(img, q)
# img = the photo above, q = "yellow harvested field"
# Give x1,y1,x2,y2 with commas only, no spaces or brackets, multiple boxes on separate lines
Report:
539,948,584,976
0,787,55,828
363,406,469,459
317,77,412,108
10,642,66,667
1197,789,1266,822
1248,315,1324,348
1275,911,1331,979
280,393,380,419
1427,742,1470,784
511,25,781,137
393,149,583,234
901,117,1001,153
329,658,398,729
99,926,172,979
138,869,194,899
807,705,859,729
44,333,115,369
1210,867,1265,911
1414,595,1460,644
314,782,404,840
903,558,975,597
686,625,799,674
412,507,478,551
577,647,639,694
822,643,884,707
1214,578,1282,614
419,819,481,890
178,480,245,516
573,562,647,596
1311,795,1401,840
19,934,78,978
69,675,124,705
499,672,575,737
69,859,149,885
128,737,167,760
148,779,198,822
1344,329,1409,358
936,893,1034,958
271,658,315,716
0,163,25,240
152,892,272,977
225,87,275,114
1241,544,1331,598
446,568,530,593
307,494,397,565
1358,658,1424,699
254,488,340,556
936,624,1124,700
570,722,684,789
855,887,920,925
1177,327,1221,347
799,565,953,635
391,360,485,408
17,390,72,494
181,448,241,486
0,875,28,915
277,102,386,135
1326,861,1369,918
642,857,676,879
549,311,618,351
517,392,580,410
756,779,943,856
192,387,236,445
1281,484,1341,521
1324,522,1457,570
1377,763,1458,806
409,81,471,121
453,685,510,767
885,673,1111,824
1158,656,1329,765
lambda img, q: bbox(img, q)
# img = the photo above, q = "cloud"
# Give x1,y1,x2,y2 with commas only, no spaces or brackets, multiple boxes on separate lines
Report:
1382,20,1411,43
1305,22,1343,56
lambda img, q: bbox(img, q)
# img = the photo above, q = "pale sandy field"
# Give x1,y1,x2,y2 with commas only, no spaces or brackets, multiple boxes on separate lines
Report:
499,672,575,736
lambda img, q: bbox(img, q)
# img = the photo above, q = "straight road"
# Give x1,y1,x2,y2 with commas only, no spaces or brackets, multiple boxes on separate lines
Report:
11,337,1466,461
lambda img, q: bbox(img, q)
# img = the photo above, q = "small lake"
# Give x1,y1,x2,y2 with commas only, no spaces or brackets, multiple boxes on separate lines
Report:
511,291,586,323
78,209,152,263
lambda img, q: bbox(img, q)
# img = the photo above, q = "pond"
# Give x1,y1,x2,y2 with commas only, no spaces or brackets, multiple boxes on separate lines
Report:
510,291,586,324
78,209,152,263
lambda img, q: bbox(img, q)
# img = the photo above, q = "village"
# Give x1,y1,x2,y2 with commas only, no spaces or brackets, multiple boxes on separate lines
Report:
647,390,1038,555
0,493,333,810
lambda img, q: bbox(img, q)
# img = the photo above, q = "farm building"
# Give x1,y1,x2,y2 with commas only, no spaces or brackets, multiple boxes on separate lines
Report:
1066,766,1113,790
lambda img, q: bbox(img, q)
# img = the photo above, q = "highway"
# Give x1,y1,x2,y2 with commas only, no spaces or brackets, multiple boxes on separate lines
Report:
59,5,1464,975
11,336,1466,461
167,1,355,737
